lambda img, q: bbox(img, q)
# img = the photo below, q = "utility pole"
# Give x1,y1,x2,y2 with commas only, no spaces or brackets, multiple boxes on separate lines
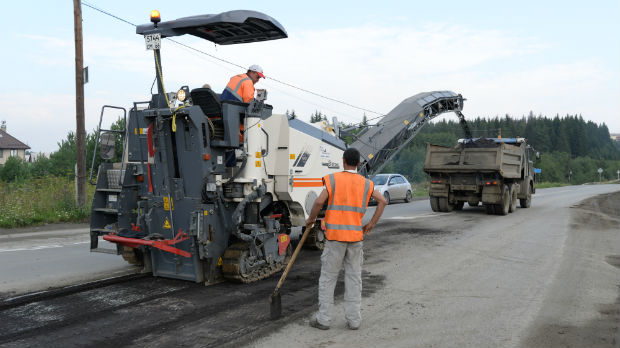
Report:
73,0,86,206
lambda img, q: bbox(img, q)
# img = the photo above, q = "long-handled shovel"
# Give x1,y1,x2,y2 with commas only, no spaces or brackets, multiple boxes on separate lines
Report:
269,222,314,320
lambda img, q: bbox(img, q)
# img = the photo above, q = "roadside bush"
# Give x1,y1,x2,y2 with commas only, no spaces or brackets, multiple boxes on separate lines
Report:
0,176,94,228
0,157,28,182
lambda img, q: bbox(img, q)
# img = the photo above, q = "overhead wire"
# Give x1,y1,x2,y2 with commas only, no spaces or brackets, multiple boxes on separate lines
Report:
168,38,363,122
80,1,386,128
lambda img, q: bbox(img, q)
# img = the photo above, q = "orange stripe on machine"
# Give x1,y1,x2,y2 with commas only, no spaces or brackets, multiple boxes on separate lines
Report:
292,178,323,187
292,182,324,187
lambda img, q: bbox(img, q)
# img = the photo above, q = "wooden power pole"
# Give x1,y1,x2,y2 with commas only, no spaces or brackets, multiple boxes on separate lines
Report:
73,0,86,206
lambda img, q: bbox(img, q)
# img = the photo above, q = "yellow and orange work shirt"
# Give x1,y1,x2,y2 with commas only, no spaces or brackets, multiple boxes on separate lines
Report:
322,171,374,242
221,73,255,103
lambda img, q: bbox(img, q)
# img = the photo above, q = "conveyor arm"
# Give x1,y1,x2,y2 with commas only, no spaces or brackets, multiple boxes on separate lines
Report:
350,91,468,177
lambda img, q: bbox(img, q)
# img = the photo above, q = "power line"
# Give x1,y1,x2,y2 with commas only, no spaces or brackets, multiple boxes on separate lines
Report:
81,1,386,120
82,1,137,27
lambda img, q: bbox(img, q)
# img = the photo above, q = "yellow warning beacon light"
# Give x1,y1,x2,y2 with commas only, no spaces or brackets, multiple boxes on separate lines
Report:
150,10,161,26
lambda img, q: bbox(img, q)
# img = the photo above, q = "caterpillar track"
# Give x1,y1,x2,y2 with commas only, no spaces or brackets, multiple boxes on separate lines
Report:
303,226,325,251
222,242,291,283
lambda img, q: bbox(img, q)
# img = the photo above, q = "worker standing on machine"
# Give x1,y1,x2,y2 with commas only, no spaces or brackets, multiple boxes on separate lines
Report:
220,64,264,103
305,148,387,330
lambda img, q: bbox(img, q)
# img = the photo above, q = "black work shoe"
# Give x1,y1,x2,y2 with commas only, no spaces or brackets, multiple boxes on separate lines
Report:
309,318,330,330
346,322,360,330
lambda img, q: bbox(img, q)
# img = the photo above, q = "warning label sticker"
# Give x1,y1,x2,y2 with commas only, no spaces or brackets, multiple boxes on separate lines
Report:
163,197,174,211
163,218,171,229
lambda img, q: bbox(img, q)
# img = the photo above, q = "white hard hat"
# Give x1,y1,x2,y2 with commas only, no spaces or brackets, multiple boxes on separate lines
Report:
248,64,264,78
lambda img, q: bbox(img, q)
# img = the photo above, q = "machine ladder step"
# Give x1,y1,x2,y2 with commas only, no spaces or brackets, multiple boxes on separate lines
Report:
93,208,119,214
96,188,122,193
91,228,115,233
90,247,119,255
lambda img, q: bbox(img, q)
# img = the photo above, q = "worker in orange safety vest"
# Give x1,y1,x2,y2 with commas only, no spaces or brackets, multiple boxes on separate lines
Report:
305,147,387,330
220,64,264,103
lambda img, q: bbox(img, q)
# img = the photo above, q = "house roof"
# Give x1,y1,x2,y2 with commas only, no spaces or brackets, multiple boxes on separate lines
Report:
0,130,30,150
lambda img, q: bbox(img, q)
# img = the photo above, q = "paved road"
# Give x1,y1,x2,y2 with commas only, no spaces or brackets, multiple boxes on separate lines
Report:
0,184,617,348
250,184,620,348
0,226,136,297
0,193,423,298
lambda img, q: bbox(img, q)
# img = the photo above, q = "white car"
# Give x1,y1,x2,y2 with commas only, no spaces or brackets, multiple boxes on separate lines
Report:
370,174,413,205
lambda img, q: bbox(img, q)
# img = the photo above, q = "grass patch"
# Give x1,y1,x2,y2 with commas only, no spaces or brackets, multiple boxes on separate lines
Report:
412,182,429,197
0,176,95,228
535,182,572,189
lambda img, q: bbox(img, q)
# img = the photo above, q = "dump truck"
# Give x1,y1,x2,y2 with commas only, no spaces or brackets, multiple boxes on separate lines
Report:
88,9,470,284
423,137,536,215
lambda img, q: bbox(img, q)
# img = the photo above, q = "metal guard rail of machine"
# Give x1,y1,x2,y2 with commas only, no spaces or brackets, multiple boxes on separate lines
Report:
103,230,191,258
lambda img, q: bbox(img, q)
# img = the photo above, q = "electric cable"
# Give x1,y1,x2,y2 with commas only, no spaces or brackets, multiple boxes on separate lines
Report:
81,1,386,126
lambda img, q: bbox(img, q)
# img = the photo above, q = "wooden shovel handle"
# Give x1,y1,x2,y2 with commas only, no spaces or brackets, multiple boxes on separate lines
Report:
274,222,314,291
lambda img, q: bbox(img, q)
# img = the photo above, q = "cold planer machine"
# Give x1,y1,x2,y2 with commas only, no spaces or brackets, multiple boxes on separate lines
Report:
89,9,467,284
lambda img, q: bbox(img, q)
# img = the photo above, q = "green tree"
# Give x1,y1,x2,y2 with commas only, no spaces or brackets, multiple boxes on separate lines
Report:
29,156,53,178
374,112,619,184
0,156,28,182
46,116,124,179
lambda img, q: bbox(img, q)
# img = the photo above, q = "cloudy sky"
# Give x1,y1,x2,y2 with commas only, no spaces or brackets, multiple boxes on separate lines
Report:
2,0,619,153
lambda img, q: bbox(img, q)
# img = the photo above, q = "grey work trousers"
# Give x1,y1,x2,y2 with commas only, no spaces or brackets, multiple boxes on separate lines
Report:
316,239,363,327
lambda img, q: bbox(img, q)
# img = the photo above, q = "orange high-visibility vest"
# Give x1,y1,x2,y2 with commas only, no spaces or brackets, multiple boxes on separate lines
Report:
224,73,255,102
322,172,374,242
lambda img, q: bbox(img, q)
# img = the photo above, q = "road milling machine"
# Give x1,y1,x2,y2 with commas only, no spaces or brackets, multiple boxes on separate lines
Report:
89,9,469,284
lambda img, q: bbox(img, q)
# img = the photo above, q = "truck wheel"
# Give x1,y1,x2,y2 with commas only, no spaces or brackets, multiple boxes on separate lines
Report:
485,204,495,215
405,190,412,203
520,185,532,208
509,185,518,213
430,196,440,212
384,192,391,205
498,185,510,215
438,197,453,212
454,202,464,210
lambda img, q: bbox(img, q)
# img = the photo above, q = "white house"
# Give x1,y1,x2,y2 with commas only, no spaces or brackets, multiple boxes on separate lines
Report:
0,121,30,165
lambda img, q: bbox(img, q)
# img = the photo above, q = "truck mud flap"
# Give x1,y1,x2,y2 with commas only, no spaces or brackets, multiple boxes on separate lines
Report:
481,185,502,204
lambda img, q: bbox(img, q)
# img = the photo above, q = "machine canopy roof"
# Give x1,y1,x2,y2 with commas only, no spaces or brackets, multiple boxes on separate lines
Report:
136,10,287,44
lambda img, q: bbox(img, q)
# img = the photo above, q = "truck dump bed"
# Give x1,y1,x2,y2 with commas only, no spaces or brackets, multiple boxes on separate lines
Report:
423,141,523,179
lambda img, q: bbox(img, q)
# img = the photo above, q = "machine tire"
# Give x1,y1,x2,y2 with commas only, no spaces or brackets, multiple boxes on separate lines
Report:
405,190,412,203
438,197,453,212
384,192,391,205
430,196,440,212
498,185,510,215
468,200,479,207
454,202,464,210
520,184,532,208
509,185,518,213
